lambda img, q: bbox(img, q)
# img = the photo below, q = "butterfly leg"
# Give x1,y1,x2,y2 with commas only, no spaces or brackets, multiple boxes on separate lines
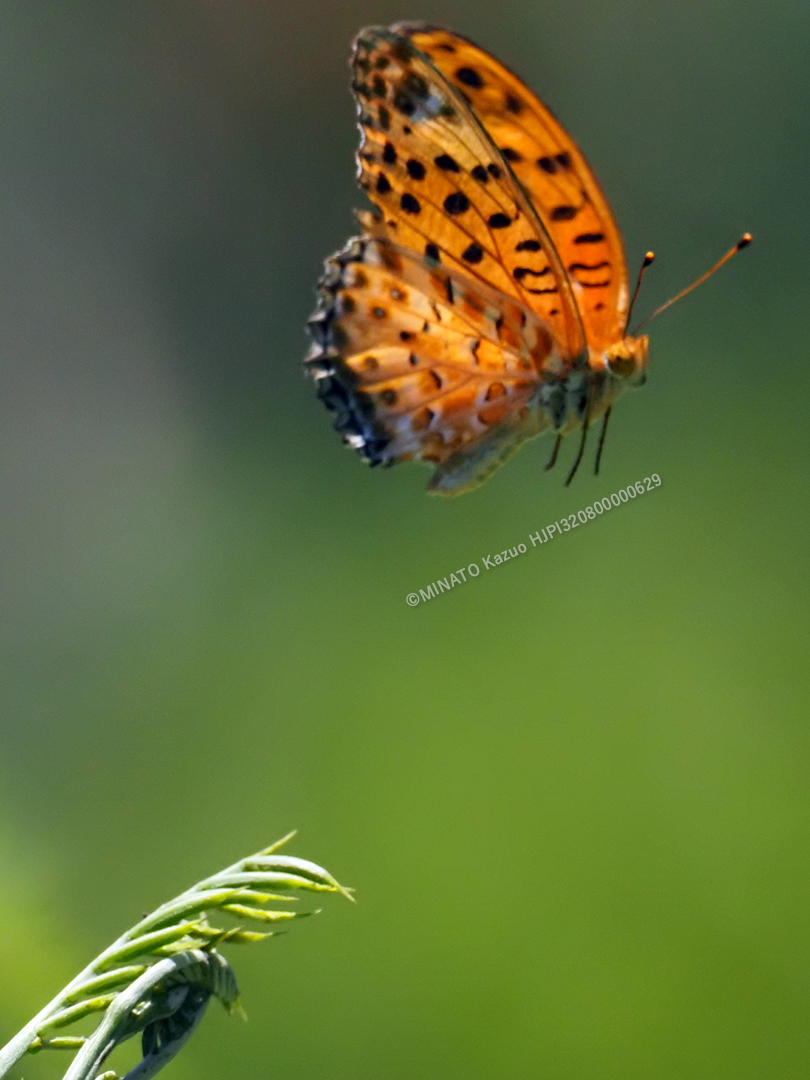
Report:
544,434,563,471
564,401,591,486
593,405,612,476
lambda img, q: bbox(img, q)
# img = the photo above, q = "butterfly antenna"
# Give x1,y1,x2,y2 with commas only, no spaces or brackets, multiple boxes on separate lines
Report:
631,233,752,335
625,252,655,333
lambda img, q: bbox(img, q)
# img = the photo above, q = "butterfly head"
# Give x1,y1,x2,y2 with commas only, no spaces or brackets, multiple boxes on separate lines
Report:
603,335,649,387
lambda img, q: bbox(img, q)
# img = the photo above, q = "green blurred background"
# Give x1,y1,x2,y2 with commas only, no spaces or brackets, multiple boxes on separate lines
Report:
1,1,808,1077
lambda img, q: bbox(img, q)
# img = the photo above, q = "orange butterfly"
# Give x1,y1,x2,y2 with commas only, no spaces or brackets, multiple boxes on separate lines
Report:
306,23,749,495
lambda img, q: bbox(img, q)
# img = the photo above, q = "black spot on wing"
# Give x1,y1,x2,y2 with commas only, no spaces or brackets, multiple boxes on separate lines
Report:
376,174,391,194
574,232,605,244
435,153,460,172
455,66,484,88
425,242,440,264
444,191,470,215
515,239,542,252
406,158,426,179
390,39,417,64
514,266,551,281
551,206,577,221
471,164,489,182
383,142,397,164
462,242,484,264
537,156,557,174
400,193,421,214
505,93,523,114
393,89,416,117
487,163,502,178
501,147,522,162
488,213,512,229
404,70,428,96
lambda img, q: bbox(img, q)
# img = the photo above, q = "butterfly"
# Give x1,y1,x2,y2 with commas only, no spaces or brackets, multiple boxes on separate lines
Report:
305,23,749,495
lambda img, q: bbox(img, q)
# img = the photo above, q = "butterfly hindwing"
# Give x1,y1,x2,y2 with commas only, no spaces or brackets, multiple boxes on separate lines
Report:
306,236,558,491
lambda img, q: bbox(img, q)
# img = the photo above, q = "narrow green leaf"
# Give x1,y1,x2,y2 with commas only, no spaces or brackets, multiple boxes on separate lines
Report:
226,890,298,904
64,966,148,1003
28,1037,87,1053
220,905,310,923
98,922,206,967
208,872,343,893
243,855,342,885
38,995,118,1033
130,889,259,934
218,929,274,944
258,831,297,855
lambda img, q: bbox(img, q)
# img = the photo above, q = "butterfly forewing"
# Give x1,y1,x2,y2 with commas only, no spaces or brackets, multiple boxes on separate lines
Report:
351,26,586,361
398,23,629,353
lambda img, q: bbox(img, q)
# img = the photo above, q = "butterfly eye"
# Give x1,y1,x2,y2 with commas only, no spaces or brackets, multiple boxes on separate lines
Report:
605,336,648,383
605,353,635,379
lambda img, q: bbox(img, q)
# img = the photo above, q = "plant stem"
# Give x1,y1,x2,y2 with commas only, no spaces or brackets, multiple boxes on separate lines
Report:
0,837,350,1078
